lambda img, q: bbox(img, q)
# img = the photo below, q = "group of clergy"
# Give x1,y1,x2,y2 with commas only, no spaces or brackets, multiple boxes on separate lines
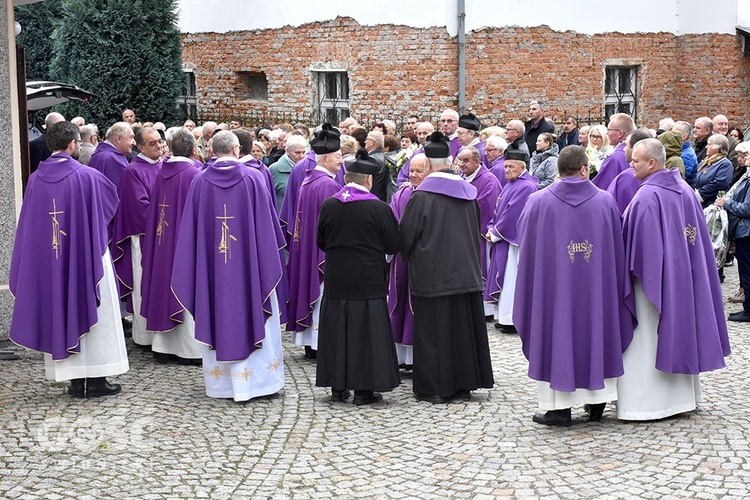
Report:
9,114,731,423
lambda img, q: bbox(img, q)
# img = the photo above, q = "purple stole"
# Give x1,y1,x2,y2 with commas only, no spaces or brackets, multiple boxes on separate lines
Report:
388,184,415,346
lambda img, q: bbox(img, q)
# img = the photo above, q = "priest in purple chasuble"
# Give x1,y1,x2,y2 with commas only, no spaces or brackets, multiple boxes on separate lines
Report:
485,135,509,188
514,145,633,427
457,146,502,318
388,153,430,367
280,127,346,247
10,122,128,398
233,128,277,205
452,113,488,172
171,131,286,401
591,113,636,189
484,152,539,333
315,149,402,405
140,129,204,363
618,139,731,421
112,127,162,348
606,129,653,215
285,125,344,359
399,131,494,404
88,122,136,191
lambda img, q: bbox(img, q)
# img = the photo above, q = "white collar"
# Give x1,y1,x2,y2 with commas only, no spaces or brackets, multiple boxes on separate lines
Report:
344,182,370,193
137,153,161,164
315,165,336,178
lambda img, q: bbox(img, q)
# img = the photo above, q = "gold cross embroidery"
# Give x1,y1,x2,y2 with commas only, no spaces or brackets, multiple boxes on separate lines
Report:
217,204,237,263
49,199,67,260
685,224,697,246
156,194,169,245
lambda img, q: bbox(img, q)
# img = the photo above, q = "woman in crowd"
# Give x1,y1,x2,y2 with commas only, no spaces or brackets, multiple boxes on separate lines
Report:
692,134,733,208
729,126,744,143
250,140,266,163
529,132,559,189
585,124,612,177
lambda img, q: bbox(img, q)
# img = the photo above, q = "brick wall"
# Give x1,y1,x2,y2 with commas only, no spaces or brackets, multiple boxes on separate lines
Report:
182,17,750,130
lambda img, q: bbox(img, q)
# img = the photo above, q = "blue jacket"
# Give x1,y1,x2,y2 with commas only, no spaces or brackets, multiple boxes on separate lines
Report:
682,142,698,184
692,157,732,208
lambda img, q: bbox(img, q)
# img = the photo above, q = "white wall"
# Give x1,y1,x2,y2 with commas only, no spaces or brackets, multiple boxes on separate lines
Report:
178,0,740,36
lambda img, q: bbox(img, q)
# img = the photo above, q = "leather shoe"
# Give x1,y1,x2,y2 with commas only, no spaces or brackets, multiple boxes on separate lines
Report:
499,324,517,334
304,346,317,359
330,389,351,402
587,402,606,422
353,391,382,405
67,378,85,399
86,378,122,397
532,409,572,426
451,390,471,401
485,315,494,322
415,393,448,404
728,311,750,322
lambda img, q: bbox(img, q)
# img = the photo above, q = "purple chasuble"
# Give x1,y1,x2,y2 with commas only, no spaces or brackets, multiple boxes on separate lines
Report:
514,178,632,391
10,153,118,360
489,157,508,188
464,165,502,278
449,136,461,159
112,155,161,310
171,159,286,362
388,184,415,345
286,168,341,332
396,147,424,185
484,171,538,303
592,142,629,189
606,167,642,216
88,141,130,189
623,168,730,374
416,172,477,200
140,157,201,331
242,156,276,210
333,184,380,203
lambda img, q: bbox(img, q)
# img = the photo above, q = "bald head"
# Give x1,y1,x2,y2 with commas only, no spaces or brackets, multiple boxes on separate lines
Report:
45,112,65,130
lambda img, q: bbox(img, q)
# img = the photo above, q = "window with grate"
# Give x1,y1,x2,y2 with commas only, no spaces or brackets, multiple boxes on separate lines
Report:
604,66,637,122
176,70,197,121
313,71,350,124
238,71,268,100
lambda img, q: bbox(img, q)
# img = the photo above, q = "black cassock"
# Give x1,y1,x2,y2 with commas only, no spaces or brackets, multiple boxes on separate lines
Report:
400,187,495,398
315,194,401,392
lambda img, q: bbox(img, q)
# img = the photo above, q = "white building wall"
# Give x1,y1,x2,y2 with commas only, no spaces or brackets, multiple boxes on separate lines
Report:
178,0,740,36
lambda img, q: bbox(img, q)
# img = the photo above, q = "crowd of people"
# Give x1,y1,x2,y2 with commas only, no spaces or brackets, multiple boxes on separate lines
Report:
10,100,741,425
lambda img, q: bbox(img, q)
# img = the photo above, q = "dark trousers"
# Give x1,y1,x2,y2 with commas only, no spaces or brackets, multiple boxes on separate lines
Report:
736,236,750,311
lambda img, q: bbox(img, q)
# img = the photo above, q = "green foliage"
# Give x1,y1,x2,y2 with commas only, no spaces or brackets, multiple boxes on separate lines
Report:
14,0,64,81
49,0,184,127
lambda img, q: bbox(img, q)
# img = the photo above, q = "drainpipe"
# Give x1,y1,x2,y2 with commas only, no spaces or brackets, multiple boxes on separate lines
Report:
457,0,466,114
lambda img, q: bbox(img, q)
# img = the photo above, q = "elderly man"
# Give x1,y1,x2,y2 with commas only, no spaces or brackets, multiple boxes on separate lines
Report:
515,145,632,426
693,116,713,163
485,135,508,186
338,117,358,136
233,129,276,203
578,125,591,149
556,116,580,150
504,120,530,165
268,133,308,209
389,153,430,368
196,121,217,159
172,131,286,401
122,109,136,124
364,130,389,201
112,127,163,349
400,131,494,404
140,129,203,365
286,125,344,359
454,113,488,168
396,121,435,185
713,114,741,182
617,139,731,420
524,100,555,153
674,121,699,183
10,121,128,398
267,130,288,166
78,124,98,165
457,146,501,319
316,149,401,405
591,113,636,189
89,122,135,190
439,109,461,158
183,119,196,131
484,151,539,333
29,112,65,173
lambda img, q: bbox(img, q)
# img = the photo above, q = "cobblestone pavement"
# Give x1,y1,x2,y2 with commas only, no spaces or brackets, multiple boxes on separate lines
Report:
0,267,749,499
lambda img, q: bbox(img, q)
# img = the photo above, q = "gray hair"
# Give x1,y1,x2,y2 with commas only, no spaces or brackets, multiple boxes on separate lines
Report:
635,138,666,165
708,134,729,155
80,124,98,141
507,120,525,134
695,116,713,133
211,130,239,156
462,146,481,161
736,141,750,154
658,117,675,131
171,129,197,158
45,112,65,130
367,131,384,148
486,135,508,151
252,140,266,155
285,134,307,152
429,157,452,168
106,122,132,141
673,121,692,141
165,126,181,143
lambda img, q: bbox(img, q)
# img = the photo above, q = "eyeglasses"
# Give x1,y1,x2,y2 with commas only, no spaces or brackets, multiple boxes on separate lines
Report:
485,147,499,153
440,119,455,123
607,128,622,133
590,135,602,139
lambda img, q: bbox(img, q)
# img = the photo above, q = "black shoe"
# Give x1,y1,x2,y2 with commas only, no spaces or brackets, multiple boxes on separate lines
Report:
728,311,750,322
415,393,448,404
532,409,572,427
451,390,471,401
399,363,413,372
499,324,517,334
176,357,202,366
331,389,351,402
587,403,606,422
304,346,317,359
67,378,85,399
86,377,122,397
485,315,494,322
153,351,173,364
494,322,502,329
353,391,382,405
